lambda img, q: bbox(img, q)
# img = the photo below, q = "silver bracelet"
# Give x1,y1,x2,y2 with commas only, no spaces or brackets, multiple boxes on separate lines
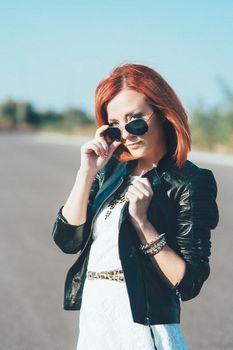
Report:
139,233,166,251
144,237,167,256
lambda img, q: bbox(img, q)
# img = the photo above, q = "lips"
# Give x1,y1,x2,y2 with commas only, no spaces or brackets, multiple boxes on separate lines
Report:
126,141,141,146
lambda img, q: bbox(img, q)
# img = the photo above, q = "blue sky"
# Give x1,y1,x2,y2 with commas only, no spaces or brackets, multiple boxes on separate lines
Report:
0,0,232,116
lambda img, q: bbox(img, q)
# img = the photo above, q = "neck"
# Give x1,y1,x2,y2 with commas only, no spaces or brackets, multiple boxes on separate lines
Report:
132,145,168,176
131,163,155,177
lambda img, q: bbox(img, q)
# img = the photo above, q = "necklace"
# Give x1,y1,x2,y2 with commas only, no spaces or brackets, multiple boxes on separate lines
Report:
104,163,157,220
104,176,131,220
104,192,127,219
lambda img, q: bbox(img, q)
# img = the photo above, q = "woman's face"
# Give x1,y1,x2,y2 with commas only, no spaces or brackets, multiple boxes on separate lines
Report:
106,89,167,163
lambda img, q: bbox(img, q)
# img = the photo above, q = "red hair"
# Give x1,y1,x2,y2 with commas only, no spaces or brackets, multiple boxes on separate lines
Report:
94,63,191,168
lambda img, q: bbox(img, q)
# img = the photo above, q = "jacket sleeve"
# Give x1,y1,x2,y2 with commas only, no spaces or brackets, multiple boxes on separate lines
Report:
173,169,219,301
51,171,101,254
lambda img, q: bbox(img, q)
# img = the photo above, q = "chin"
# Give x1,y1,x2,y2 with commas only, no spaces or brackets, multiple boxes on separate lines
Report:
129,149,145,157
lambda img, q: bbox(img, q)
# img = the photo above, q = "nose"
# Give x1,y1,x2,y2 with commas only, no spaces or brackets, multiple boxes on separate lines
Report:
121,128,138,143
120,127,134,140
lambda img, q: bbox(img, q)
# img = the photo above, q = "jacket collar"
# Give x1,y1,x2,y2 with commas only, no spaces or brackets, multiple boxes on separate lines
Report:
123,146,176,178
92,148,176,215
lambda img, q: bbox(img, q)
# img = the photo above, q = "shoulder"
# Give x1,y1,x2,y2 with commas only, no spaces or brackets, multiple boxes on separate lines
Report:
164,159,219,230
162,158,218,196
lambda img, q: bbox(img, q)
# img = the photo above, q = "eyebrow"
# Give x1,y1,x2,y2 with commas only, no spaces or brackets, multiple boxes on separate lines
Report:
108,110,142,122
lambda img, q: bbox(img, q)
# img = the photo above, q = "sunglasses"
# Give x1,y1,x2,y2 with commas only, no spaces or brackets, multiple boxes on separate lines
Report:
103,111,154,143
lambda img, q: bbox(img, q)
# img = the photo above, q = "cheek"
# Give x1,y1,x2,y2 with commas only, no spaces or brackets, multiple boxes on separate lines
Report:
146,121,162,142
143,127,158,144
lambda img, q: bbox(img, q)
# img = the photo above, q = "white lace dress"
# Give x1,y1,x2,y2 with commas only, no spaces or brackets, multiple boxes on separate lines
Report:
76,176,188,350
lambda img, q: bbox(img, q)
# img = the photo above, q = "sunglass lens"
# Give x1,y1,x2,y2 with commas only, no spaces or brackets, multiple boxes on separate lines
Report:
103,127,121,143
125,119,148,135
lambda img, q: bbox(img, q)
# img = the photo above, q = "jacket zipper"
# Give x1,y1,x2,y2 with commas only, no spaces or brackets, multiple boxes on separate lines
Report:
140,259,158,349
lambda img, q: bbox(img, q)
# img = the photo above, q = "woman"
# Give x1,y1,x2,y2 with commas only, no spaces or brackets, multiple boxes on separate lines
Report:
52,63,219,349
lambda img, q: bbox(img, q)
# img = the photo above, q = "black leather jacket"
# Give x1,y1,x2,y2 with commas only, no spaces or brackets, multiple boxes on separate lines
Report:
52,149,219,325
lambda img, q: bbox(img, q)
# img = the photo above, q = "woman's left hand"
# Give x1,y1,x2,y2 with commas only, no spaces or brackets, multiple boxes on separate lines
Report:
125,177,154,225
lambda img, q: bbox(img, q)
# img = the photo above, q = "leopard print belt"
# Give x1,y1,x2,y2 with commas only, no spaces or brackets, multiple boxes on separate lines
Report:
87,269,125,282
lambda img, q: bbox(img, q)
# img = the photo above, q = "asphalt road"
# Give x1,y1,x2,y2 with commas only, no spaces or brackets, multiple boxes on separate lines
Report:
0,131,232,350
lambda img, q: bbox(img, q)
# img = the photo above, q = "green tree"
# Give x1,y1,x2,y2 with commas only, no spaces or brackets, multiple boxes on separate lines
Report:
63,107,93,125
0,100,17,128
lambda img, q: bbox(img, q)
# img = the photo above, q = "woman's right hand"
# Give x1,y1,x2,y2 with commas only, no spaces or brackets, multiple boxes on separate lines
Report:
80,125,122,176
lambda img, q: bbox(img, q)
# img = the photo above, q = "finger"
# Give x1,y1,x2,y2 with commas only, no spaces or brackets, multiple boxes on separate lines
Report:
127,186,150,200
125,190,141,202
86,141,106,157
108,139,122,155
95,125,110,139
94,138,115,158
98,138,109,154
90,144,102,156
83,143,100,155
132,177,151,185
92,141,106,156
134,178,154,192
124,191,133,202
130,179,153,194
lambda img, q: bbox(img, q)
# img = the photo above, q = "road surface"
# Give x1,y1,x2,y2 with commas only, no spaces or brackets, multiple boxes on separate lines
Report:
0,131,232,350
